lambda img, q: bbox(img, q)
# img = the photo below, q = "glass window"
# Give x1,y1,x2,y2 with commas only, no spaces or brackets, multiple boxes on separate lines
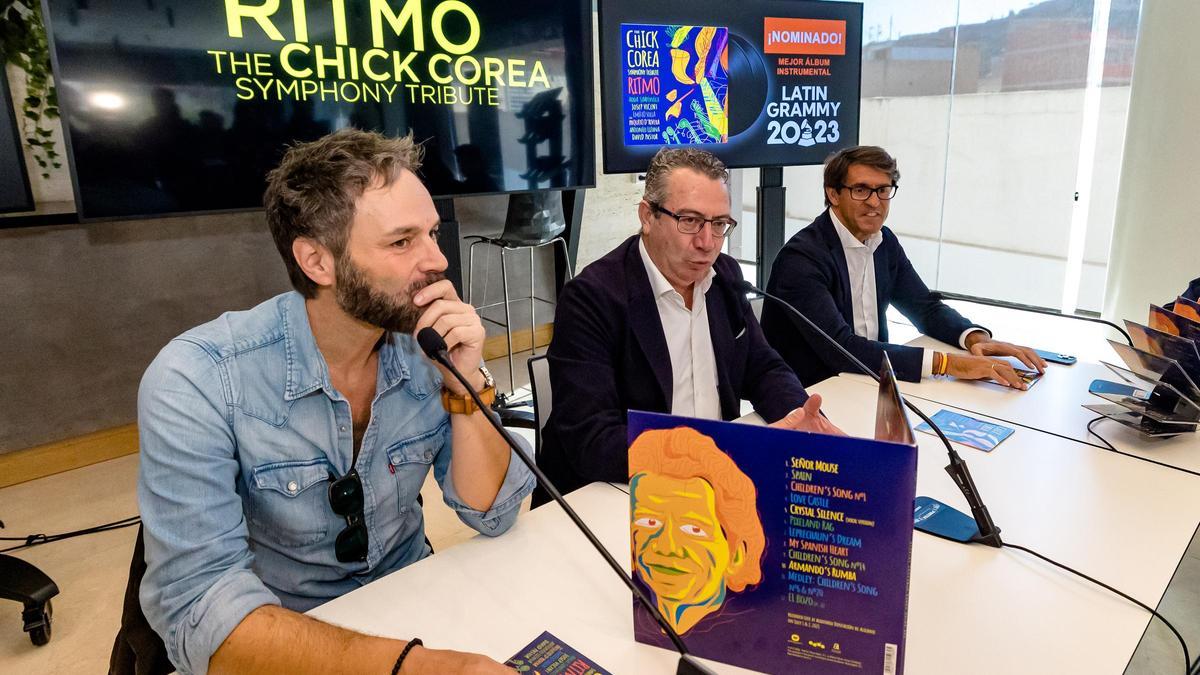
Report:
738,0,1140,314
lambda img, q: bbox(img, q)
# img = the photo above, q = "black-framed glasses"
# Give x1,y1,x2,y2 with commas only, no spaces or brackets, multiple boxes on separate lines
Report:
328,469,367,563
839,184,898,201
649,202,738,237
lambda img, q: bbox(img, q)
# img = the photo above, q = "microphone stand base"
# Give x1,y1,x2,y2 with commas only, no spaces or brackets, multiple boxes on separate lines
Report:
677,654,718,675
970,530,1004,548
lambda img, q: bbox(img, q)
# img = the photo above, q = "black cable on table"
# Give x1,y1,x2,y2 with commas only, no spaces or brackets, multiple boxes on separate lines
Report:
0,515,141,553
1004,541,1191,675
1086,417,1200,478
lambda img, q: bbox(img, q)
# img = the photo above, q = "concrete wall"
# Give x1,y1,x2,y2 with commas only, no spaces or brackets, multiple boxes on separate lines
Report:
0,211,290,452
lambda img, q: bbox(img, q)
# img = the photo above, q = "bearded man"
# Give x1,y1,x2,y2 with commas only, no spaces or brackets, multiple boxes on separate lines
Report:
136,129,532,675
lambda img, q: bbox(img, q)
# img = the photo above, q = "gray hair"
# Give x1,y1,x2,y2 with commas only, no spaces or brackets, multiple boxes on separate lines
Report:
642,147,730,206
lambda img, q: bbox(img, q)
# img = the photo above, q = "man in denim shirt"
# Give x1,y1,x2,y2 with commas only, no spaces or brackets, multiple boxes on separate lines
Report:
137,129,534,675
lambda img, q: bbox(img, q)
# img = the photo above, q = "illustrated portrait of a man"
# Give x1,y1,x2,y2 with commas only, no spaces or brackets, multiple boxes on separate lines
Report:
628,427,766,634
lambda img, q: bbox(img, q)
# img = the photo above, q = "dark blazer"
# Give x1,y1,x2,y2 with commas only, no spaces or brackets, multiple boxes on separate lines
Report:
539,235,809,497
1167,278,1200,310
762,210,983,385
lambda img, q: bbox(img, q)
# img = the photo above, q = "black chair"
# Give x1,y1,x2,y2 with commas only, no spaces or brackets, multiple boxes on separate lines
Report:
526,355,555,508
108,524,173,675
106,510,430,675
527,355,552,461
466,191,573,399
0,540,57,647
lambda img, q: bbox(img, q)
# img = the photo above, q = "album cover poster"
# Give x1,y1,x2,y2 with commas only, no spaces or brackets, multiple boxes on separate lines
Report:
627,411,916,674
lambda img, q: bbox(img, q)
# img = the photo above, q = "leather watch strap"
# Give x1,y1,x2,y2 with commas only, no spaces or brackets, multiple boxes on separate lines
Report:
441,384,496,415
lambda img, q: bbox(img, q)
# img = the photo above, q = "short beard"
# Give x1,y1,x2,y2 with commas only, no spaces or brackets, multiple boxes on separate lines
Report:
334,252,445,334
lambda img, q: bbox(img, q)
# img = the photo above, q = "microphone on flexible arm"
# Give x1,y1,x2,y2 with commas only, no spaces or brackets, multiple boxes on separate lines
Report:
416,328,716,675
736,280,1003,547
929,290,1133,347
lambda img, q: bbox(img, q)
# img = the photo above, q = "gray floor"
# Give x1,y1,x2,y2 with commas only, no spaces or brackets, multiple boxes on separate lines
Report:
1126,528,1200,674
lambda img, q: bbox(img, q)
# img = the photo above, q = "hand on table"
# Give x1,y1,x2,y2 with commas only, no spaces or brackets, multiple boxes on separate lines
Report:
964,335,1046,374
769,394,847,436
945,353,1029,390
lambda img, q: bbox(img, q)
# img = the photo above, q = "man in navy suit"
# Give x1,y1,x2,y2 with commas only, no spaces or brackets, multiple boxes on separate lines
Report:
1167,278,1200,310
762,145,1045,387
539,148,842,499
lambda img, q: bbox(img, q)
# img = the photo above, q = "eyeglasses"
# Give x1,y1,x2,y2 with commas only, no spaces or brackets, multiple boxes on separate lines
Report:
650,202,738,237
839,184,898,201
328,469,368,563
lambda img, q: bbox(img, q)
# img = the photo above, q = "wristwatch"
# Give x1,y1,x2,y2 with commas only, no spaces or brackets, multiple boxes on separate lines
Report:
441,365,496,415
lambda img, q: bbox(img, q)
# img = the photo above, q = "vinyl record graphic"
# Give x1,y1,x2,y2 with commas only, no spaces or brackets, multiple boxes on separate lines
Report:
726,33,770,137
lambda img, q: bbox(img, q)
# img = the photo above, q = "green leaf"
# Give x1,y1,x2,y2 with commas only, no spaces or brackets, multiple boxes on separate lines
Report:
24,95,40,107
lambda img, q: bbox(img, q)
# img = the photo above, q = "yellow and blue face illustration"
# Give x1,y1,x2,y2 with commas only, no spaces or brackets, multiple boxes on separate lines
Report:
631,473,740,611
628,427,765,635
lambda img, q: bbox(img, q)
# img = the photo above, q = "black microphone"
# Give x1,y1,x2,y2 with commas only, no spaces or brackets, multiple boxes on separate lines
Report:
417,328,716,675
929,290,1133,347
736,280,1003,547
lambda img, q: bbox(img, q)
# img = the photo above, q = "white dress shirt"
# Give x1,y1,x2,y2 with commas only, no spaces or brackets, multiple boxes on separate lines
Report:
828,209,983,377
638,238,722,419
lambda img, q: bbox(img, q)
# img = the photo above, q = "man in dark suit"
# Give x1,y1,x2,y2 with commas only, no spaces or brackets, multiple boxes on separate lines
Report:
540,148,841,499
1167,278,1200,310
762,145,1045,387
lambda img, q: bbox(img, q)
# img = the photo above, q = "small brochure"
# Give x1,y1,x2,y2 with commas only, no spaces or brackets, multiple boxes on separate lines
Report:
1124,320,1200,385
1107,339,1200,405
915,409,1015,452
627,410,917,675
505,631,612,675
1087,332,1200,437
1149,305,1200,343
1174,296,1200,323
1083,403,1197,437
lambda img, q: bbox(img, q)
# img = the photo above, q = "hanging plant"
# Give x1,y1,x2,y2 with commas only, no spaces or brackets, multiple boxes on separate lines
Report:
1,0,60,179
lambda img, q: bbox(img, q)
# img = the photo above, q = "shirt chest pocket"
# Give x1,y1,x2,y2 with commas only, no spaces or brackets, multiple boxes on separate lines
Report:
247,458,331,548
384,423,445,514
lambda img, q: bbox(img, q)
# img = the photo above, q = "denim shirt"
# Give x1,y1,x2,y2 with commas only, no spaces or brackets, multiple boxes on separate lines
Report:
136,291,535,675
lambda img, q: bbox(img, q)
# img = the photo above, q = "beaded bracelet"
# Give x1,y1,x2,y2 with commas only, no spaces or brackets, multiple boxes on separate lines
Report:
391,638,424,675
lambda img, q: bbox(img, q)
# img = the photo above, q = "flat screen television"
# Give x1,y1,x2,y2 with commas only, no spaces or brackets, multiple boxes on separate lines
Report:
598,0,862,173
43,0,594,220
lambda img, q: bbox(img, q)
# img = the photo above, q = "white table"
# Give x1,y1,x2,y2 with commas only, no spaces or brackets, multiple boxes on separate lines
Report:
308,377,1200,674
842,335,1200,474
